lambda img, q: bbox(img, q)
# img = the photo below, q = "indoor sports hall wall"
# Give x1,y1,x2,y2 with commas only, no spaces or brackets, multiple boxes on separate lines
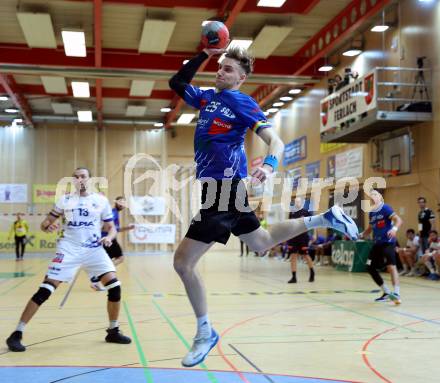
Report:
247,0,440,243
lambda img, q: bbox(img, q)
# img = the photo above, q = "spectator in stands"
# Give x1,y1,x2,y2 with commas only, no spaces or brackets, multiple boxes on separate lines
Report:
397,229,422,276
310,229,337,266
417,197,436,253
420,230,440,280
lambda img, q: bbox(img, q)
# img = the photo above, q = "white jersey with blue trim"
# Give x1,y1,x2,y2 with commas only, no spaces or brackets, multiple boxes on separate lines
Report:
184,85,271,180
53,193,113,248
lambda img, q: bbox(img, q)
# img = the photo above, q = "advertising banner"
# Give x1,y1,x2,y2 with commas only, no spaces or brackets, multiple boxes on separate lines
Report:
129,224,176,244
320,70,377,133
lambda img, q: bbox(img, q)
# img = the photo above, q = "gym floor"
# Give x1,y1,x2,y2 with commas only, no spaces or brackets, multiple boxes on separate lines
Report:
1,252,439,383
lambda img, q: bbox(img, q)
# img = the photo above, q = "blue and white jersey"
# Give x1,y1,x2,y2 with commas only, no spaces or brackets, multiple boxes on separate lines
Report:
54,193,113,248
183,85,271,180
369,203,396,244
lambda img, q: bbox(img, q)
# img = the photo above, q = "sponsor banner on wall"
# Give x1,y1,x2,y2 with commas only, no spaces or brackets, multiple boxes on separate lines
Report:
320,69,377,133
283,136,307,166
0,232,57,253
33,184,57,203
335,147,363,179
129,196,166,216
327,155,336,177
286,167,302,189
129,224,176,244
0,184,27,203
305,161,320,182
320,143,347,154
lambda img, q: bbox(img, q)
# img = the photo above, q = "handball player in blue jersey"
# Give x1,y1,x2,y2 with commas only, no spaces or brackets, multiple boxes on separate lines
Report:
361,189,403,304
169,46,360,367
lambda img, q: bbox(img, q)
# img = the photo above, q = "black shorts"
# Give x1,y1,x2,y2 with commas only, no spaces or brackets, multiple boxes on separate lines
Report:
288,241,309,255
185,179,260,244
104,239,123,259
368,243,396,268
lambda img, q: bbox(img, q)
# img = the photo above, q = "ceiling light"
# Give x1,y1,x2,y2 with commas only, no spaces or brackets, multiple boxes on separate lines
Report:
289,89,302,94
177,113,195,124
267,108,279,113
5,108,19,113
13,118,23,124
154,122,164,127
160,107,171,113
228,39,253,50
77,110,93,122
371,25,389,32
257,0,286,7
318,65,333,72
263,111,270,116
280,96,293,101
0,96,8,101
71,81,90,98
273,102,284,107
61,30,86,57
343,49,362,57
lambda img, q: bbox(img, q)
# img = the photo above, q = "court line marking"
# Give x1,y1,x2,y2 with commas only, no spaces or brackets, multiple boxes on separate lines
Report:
123,301,154,383
133,272,219,383
361,316,440,383
228,343,275,383
242,271,417,332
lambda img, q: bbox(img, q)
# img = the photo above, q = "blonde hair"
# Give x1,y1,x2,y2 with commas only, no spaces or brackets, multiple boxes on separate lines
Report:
225,46,254,75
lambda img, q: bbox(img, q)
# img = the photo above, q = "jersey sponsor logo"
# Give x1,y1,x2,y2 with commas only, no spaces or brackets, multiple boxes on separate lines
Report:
67,221,94,227
52,252,64,263
197,118,210,128
220,106,236,119
208,118,232,135
376,219,386,229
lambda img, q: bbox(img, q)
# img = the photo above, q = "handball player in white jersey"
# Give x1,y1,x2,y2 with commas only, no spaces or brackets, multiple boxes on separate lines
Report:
6,167,131,352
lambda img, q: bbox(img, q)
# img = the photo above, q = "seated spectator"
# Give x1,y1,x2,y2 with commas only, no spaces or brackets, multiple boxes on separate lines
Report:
397,229,422,276
314,229,338,265
308,233,325,265
420,230,440,280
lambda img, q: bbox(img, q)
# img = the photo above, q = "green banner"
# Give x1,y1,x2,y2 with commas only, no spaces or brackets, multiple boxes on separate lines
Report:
0,232,57,253
331,240,373,272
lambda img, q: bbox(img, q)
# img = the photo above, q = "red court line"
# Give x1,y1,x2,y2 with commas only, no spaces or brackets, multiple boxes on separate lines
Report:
361,317,440,383
215,304,362,383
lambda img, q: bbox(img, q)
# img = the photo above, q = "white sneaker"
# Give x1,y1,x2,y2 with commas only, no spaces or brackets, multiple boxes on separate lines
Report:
181,329,219,367
323,206,359,240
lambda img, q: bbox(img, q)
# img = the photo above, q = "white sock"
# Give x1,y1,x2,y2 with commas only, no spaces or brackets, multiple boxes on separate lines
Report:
394,285,400,295
109,320,119,329
304,214,328,230
16,321,26,332
381,284,391,294
402,265,409,272
196,314,211,337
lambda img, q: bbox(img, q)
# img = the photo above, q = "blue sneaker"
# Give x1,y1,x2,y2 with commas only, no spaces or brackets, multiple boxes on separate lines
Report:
323,206,359,240
181,329,219,367
428,273,440,281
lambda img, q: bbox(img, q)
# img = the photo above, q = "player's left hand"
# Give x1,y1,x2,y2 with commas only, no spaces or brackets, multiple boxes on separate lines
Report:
387,229,397,239
100,236,113,247
251,164,273,185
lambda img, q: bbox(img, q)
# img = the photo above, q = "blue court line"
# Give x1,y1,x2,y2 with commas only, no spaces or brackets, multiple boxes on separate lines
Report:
0,366,361,383
386,310,440,326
